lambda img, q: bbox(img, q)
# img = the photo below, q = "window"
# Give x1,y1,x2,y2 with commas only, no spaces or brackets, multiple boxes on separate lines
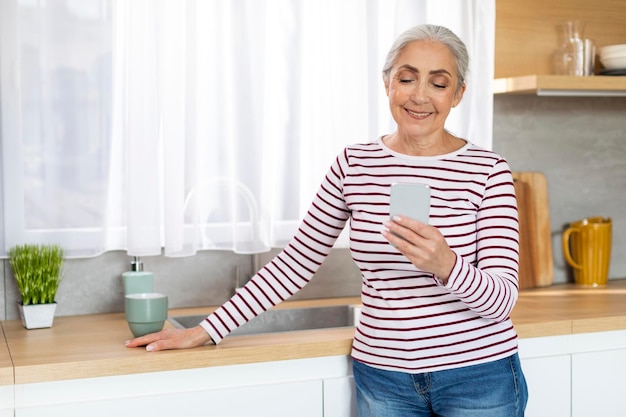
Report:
0,0,494,258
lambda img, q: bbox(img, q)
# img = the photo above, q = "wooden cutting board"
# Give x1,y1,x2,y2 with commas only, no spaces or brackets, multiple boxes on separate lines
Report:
513,172,554,288
514,178,535,289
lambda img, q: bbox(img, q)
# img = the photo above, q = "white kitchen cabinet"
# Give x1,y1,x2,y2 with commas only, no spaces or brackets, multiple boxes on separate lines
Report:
518,329,626,417
323,375,357,417
15,378,322,417
520,354,571,417
571,331,626,417
13,355,350,417
572,348,626,417
0,385,13,417
518,335,572,417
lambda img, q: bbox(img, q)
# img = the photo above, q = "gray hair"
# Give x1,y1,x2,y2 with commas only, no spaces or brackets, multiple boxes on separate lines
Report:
382,24,469,92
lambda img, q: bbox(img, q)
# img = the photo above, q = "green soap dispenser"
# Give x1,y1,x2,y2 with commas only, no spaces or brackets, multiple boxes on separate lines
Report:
122,256,154,295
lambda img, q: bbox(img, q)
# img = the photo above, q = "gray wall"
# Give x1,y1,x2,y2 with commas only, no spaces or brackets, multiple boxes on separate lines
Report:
1,248,362,320
492,95,626,286
1,95,625,320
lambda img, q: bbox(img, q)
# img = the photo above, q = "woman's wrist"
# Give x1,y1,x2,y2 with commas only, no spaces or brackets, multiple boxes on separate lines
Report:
191,325,214,346
437,250,458,285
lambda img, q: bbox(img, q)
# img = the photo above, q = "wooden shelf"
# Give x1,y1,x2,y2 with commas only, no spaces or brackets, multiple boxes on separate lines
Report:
493,75,626,96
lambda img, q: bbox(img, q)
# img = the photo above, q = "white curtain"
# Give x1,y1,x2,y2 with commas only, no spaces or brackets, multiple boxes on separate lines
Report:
0,0,495,258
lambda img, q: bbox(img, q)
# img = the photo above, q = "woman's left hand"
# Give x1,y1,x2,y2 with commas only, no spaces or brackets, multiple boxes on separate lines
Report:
382,215,456,283
125,325,212,352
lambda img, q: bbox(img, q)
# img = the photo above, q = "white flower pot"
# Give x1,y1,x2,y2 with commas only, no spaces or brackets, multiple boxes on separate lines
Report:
17,302,57,329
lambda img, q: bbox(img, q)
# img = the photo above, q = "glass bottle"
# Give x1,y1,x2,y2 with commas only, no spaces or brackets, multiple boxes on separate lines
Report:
553,20,585,76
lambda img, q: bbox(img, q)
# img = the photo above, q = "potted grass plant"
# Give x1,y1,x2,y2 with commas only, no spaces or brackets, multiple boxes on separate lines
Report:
8,244,64,329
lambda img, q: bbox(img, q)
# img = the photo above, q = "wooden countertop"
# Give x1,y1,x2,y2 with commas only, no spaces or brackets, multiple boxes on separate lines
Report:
2,281,626,385
512,281,626,337
0,324,13,386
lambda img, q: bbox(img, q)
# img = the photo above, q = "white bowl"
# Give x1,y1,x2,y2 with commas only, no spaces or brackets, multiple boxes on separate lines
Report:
598,49,626,56
599,50,626,60
599,44,626,56
599,55,626,70
598,53,626,61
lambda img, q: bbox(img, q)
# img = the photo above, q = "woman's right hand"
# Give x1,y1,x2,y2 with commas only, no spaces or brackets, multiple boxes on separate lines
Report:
125,325,213,352
382,215,457,283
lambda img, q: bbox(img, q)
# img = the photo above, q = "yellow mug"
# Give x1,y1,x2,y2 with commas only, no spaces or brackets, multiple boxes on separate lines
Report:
562,217,612,287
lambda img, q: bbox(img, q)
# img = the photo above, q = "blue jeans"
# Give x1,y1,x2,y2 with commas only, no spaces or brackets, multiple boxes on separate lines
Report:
353,354,528,417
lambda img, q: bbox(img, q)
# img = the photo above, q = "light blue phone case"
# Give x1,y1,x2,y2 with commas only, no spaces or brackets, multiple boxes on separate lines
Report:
389,183,431,224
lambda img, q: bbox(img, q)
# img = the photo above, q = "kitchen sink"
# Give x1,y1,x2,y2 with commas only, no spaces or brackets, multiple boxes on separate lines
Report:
169,304,360,336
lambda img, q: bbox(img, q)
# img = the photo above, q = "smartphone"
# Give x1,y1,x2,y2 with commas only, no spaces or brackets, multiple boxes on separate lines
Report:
389,183,431,224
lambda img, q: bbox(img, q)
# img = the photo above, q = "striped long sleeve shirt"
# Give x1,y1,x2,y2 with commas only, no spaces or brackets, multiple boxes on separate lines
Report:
201,139,520,373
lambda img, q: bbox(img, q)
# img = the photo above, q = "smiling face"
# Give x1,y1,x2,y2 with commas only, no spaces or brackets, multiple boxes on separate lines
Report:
384,40,465,147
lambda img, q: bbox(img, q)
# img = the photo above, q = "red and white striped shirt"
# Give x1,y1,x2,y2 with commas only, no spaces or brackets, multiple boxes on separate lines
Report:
201,139,520,373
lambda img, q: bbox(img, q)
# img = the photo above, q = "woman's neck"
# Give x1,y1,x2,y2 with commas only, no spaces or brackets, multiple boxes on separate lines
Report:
382,130,466,156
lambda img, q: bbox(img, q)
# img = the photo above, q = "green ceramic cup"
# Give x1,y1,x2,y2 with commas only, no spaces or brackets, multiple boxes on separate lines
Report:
124,293,168,337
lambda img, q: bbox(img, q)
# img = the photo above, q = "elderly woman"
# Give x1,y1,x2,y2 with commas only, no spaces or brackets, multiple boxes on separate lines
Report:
127,24,528,416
